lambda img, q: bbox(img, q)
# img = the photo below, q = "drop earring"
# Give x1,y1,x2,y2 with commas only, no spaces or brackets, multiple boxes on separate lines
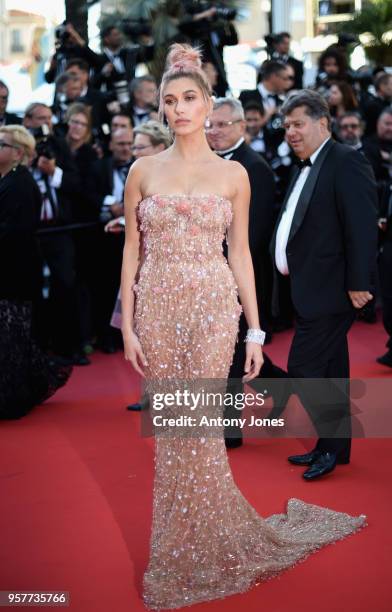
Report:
205,116,211,129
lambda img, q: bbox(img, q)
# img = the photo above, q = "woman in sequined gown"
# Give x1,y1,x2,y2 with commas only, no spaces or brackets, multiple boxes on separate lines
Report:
120,44,366,610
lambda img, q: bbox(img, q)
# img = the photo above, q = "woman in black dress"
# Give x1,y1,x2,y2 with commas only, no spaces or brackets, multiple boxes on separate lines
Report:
0,125,71,418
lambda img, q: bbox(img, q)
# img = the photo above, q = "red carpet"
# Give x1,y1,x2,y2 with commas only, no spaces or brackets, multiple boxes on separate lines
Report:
1,319,391,612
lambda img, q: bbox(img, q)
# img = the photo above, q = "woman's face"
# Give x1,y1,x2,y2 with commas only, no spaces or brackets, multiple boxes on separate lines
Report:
132,133,160,159
323,57,339,76
328,84,343,107
67,112,88,143
0,131,21,171
162,76,211,136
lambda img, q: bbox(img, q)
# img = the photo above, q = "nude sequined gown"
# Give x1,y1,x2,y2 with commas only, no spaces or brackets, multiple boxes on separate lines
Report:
133,193,366,610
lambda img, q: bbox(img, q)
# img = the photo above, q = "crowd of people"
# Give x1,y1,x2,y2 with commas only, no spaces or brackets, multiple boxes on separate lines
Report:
0,22,391,418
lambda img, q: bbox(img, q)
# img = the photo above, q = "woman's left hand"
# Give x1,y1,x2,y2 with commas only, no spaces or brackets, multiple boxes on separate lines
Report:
242,342,264,383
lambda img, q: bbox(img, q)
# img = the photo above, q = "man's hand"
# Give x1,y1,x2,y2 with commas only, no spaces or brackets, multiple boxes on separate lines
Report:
102,62,114,76
66,23,85,47
105,218,125,233
348,290,373,309
37,156,56,176
111,203,124,218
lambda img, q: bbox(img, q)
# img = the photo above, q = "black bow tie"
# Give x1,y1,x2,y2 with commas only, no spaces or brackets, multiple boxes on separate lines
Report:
268,93,281,105
296,158,312,169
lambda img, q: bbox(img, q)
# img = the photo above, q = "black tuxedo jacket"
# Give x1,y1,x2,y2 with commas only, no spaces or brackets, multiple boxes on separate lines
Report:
239,88,263,111
270,139,378,319
229,142,275,256
79,87,110,128
93,44,154,91
88,156,132,213
1,111,21,125
239,88,284,113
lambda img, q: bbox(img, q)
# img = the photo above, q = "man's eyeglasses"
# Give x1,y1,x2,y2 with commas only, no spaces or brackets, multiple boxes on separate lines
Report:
0,96,8,101
205,119,242,131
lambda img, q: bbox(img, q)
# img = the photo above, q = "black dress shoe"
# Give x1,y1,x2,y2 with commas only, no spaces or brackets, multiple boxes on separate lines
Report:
302,452,338,480
377,350,392,368
288,449,349,466
127,402,142,411
70,352,90,366
288,449,322,466
225,437,243,449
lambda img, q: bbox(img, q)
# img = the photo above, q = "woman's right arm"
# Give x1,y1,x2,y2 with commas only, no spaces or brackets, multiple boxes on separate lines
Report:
120,159,148,377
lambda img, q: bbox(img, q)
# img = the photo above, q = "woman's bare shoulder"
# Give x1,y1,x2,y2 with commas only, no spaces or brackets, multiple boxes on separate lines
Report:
212,156,249,197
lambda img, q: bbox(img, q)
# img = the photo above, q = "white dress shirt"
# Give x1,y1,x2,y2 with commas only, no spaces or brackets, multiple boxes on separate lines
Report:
275,137,330,275
257,83,279,111
215,136,244,159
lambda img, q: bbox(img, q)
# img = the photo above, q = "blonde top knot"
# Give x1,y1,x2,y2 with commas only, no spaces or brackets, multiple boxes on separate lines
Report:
166,43,203,73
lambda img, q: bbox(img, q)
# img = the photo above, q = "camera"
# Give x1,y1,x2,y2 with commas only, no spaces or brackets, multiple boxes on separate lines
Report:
214,6,237,20
55,21,70,44
121,18,152,40
31,126,56,160
192,1,237,21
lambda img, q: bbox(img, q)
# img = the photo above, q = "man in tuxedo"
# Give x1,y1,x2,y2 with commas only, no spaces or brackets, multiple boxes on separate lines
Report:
23,103,88,365
129,76,158,127
270,32,303,90
93,26,154,94
363,109,392,189
362,72,392,137
336,112,364,151
65,58,110,129
270,90,378,479
239,60,288,113
88,128,134,352
207,97,289,448
0,81,20,126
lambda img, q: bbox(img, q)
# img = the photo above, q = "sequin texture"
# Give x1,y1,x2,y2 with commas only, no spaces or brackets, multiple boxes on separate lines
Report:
133,194,367,610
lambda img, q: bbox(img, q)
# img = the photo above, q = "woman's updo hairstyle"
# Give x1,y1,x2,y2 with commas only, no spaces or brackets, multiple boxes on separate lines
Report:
158,43,213,122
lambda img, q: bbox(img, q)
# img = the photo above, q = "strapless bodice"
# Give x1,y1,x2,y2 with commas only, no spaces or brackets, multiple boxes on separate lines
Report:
137,193,232,265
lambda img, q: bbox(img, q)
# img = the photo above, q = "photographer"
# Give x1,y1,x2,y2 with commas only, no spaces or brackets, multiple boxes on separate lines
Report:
45,22,101,84
65,59,110,130
92,25,154,94
52,72,83,133
23,103,88,366
178,1,239,96
268,32,303,90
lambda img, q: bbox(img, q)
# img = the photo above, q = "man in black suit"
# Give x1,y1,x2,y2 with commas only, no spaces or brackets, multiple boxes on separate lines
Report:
363,108,392,190
93,26,154,93
129,75,158,127
87,128,133,352
65,58,110,129
362,72,392,137
0,81,20,126
23,103,88,365
239,60,288,113
206,97,288,448
270,90,378,479
270,32,303,90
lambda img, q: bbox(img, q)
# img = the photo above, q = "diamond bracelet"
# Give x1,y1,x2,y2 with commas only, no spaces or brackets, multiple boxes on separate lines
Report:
244,328,266,345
